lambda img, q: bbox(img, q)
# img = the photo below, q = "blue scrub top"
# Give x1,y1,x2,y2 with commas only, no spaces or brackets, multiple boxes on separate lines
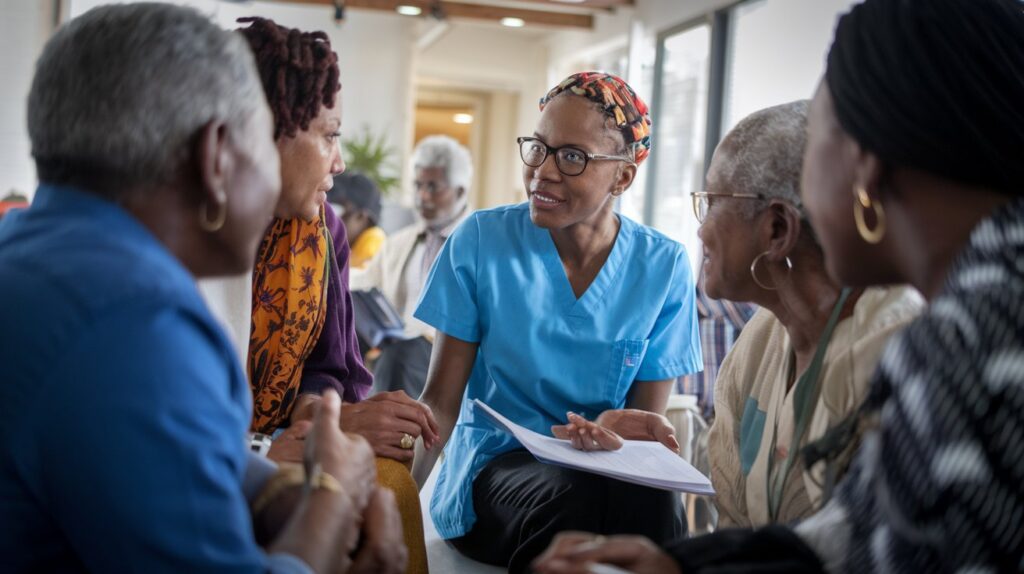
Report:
414,203,702,538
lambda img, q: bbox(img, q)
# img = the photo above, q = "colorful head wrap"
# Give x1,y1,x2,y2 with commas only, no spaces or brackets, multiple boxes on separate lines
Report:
539,72,652,166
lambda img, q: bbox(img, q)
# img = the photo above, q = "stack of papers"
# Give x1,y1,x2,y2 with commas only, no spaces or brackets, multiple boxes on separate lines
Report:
474,399,714,495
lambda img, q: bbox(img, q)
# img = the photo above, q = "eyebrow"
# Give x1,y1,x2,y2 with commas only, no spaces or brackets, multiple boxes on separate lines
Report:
531,133,590,151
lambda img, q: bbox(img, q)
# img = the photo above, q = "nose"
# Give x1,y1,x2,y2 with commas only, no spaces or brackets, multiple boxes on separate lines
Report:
533,151,561,181
331,142,345,176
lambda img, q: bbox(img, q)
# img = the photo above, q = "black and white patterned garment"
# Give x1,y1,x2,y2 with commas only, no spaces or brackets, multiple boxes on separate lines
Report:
796,197,1024,572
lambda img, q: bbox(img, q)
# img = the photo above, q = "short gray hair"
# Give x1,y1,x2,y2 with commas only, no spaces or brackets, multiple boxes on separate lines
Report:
412,135,474,192
28,3,265,195
711,100,809,218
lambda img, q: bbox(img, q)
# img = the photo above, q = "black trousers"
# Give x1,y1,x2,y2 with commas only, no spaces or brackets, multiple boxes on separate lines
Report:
449,450,685,573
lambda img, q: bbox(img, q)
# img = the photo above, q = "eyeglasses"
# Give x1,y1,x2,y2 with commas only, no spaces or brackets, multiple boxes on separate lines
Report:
517,136,635,177
690,191,767,223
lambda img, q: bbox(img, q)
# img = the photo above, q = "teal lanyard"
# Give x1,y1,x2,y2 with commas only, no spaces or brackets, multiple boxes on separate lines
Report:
766,287,852,522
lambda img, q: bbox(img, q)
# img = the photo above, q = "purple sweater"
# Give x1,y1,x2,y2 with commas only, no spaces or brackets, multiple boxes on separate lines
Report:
297,205,373,403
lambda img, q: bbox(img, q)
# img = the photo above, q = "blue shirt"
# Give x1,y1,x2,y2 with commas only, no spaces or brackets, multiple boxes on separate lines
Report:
0,185,309,573
414,203,703,538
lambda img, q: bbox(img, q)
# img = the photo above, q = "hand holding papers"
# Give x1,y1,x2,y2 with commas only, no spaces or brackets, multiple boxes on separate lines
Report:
474,399,714,495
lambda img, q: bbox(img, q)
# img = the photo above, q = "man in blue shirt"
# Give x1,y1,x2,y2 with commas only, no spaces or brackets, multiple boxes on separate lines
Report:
0,4,396,573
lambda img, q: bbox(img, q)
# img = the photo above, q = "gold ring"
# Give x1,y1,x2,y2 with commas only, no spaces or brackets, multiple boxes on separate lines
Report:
400,433,415,449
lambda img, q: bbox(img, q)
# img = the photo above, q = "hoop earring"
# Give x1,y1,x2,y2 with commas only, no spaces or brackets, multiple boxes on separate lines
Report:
853,185,886,244
199,197,226,232
750,251,793,291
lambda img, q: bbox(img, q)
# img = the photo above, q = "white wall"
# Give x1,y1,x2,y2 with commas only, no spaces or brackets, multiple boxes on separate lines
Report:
0,0,57,200
65,0,417,191
416,22,549,208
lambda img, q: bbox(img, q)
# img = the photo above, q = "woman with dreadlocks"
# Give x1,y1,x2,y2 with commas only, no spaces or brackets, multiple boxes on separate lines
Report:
534,0,1024,572
224,17,434,574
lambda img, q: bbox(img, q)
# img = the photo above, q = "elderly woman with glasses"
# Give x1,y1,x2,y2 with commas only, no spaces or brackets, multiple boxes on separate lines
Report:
408,72,703,573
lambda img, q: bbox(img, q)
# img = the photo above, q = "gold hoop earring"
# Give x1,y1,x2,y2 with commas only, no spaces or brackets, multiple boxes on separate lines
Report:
853,185,886,244
199,197,226,232
750,252,793,291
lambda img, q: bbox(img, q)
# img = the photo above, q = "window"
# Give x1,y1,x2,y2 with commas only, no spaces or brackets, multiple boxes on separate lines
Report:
722,0,860,133
645,22,712,273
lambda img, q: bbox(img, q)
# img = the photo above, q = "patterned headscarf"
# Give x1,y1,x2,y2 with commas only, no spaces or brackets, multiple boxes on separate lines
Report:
539,72,652,166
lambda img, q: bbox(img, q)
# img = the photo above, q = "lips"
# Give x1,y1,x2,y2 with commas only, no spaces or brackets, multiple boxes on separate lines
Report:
530,190,566,209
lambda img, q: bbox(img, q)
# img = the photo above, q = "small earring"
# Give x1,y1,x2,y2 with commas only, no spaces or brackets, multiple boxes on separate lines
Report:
853,185,886,244
199,193,226,232
750,251,793,291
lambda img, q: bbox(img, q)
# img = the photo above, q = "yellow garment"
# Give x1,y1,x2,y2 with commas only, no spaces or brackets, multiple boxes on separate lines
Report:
708,286,923,527
248,210,331,433
375,458,428,574
350,226,386,269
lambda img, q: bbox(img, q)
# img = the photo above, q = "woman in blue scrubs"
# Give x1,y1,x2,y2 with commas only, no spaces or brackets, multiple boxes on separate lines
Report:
410,72,703,573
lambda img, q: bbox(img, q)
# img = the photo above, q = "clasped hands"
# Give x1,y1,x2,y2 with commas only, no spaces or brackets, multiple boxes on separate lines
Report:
550,408,680,453
271,390,441,464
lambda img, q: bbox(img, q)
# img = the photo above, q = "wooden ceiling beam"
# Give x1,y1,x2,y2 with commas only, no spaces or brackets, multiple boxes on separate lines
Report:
270,0,594,29
487,0,633,9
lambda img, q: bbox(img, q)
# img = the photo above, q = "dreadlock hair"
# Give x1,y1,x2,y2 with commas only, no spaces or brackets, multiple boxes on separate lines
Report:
236,17,340,140
826,0,1024,196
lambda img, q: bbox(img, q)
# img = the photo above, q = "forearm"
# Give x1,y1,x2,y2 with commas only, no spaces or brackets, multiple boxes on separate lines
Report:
411,396,459,488
410,333,477,487
625,379,674,414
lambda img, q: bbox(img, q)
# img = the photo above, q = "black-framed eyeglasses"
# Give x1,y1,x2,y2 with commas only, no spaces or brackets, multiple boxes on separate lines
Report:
690,191,767,223
517,136,635,177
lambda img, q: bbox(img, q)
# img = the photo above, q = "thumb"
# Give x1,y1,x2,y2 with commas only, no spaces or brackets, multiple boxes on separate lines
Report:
652,419,680,453
305,390,342,472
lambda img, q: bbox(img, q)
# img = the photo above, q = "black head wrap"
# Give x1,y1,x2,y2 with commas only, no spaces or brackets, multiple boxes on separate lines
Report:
826,0,1024,195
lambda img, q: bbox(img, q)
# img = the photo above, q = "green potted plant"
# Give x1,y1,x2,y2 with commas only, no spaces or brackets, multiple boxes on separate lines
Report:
342,127,400,197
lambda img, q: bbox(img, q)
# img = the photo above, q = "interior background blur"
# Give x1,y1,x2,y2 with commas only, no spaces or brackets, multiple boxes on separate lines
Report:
0,0,857,268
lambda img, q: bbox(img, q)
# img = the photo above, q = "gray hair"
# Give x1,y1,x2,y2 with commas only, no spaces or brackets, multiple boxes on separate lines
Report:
711,100,810,219
28,3,265,196
412,135,474,193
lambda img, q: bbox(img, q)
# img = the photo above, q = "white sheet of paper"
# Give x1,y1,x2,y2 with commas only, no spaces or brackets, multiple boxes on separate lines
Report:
474,399,715,495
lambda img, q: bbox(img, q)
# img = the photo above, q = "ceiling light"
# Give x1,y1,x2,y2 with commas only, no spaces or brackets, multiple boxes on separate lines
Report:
396,5,422,16
453,113,474,124
500,17,526,28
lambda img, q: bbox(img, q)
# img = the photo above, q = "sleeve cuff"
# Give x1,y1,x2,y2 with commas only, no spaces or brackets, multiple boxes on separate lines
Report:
636,356,703,381
414,305,480,343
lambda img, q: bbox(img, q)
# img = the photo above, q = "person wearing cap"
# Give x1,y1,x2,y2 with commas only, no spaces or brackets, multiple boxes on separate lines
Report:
329,171,386,269
409,72,702,573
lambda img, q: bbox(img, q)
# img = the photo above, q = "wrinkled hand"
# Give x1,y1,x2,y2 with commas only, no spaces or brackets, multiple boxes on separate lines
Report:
596,409,680,453
551,412,624,452
305,390,377,512
532,532,681,574
346,488,408,574
341,391,441,462
266,420,312,464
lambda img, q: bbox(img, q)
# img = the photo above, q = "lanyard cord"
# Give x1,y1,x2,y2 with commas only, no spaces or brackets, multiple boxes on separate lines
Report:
767,287,853,522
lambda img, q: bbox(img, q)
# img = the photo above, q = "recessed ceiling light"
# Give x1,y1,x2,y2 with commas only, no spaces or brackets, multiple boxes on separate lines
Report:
453,113,474,124
396,5,422,16
500,17,526,28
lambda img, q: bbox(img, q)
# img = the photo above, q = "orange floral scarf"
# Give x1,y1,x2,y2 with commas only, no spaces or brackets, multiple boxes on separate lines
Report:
248,209,331,433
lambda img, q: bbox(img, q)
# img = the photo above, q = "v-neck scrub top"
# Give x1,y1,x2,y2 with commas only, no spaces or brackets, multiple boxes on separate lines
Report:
414,203,703,538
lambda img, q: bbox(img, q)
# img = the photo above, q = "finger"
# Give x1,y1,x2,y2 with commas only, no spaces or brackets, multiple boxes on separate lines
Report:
591,427,624,451
305,389,342,471
568,536,650,565
657,428,680,453
284,419,313,440
551,424,572,440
